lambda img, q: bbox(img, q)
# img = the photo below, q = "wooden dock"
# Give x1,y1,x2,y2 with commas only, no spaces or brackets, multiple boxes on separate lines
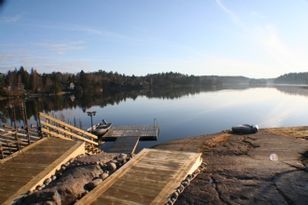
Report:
0,137,85,205
76,148,202,205
103,125,159,141
102,136,140,154
101,125,159,154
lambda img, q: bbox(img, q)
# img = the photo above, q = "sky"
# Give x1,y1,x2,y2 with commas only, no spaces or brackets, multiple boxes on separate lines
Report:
0,0,308,78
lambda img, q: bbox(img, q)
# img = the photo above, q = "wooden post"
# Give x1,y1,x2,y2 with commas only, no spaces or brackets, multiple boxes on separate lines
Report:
11,106,20,150
79,119,82,129
0,143,4,159
21,101,31,144
37,112,42,139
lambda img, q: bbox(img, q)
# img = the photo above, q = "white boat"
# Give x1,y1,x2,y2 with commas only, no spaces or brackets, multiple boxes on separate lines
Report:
87,120,112,136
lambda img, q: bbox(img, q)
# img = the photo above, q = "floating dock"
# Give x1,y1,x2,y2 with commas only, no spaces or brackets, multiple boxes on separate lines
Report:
101,125,159,154
102,136,140,154
0,137,85,205
76,148,202,205
102,125,159,141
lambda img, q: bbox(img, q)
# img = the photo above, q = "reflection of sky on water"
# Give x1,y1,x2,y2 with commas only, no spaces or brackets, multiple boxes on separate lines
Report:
47,87,308,147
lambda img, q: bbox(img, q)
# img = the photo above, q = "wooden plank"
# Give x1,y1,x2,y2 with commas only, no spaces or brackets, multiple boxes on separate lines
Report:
41,122,98,145
76,149,202,205
103,126,159,141
0,138,48,164
39,112,97,140
104,136,140,154
0,138,85,205
76,149,148,205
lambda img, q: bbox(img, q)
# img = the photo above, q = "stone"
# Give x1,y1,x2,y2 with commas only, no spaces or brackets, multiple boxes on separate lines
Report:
44,178,52,185
92,178,103,185
84,178,103,191
177,184,185,193
107,162,117,172
45,201,55,205
100,172,109,180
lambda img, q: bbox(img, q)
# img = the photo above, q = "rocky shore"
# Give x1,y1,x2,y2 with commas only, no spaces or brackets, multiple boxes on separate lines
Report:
14,127,308,205
155,127,308,205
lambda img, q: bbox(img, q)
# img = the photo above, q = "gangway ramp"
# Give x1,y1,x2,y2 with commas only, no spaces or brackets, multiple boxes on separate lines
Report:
0,137,85,205
77,148,202,205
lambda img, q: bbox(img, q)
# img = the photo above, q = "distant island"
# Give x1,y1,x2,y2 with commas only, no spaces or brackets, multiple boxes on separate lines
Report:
1,66,308,99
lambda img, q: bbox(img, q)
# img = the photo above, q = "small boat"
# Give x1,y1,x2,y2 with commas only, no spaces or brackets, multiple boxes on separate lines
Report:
231,124,259,134
87,120,112,136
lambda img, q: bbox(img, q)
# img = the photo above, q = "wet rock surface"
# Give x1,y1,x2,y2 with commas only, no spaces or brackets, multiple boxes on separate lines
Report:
155,130,308,205
14,152,131,205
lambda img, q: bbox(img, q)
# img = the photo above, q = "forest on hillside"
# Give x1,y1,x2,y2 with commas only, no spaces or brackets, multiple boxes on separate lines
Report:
0,67,218,97
1,67,307,98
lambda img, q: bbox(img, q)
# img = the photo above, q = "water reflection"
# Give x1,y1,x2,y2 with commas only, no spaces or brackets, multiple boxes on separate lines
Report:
1,85,308,146
0,84,250,123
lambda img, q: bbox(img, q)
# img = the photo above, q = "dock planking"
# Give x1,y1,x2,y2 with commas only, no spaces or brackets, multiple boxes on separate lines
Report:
102,136,140,154
0,137,85,205
76,148,202,205
103,125,159,141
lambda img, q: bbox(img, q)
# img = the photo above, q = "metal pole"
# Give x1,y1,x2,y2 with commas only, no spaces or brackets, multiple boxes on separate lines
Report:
87,111,96,132
90,115,93,132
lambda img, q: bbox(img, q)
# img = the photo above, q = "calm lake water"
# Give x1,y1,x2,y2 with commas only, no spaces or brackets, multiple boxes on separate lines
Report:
1,85,308,148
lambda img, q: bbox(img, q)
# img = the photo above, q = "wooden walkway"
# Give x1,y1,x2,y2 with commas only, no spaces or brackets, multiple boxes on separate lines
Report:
0,137,85,205
103,125,159,141
77,149,202,205
102,136,140,154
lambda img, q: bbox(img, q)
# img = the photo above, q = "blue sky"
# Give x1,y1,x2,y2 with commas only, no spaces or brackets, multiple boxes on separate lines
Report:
0,0,308,77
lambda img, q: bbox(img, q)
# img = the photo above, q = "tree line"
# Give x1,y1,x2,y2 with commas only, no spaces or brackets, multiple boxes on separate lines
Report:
2,67,306,98
0,67,221,98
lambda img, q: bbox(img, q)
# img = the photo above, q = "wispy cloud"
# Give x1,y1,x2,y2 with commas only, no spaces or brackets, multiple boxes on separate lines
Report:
36,41,86,55
0,14,22,23
215,0,242,27
27,23,138,42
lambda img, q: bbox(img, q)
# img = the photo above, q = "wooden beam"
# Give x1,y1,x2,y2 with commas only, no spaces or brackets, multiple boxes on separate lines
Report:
41,128,73,142
39,112,97,140
0,138,48,164
41,123,98,145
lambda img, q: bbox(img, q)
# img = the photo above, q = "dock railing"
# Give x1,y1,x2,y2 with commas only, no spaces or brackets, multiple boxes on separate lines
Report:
0,126,41,160
39,112,98,146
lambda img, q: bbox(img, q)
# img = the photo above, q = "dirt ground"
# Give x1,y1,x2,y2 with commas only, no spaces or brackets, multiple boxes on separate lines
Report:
155,127,308,205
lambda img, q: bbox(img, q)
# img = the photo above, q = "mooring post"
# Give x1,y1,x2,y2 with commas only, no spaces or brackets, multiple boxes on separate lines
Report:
21,101,31,144
37,112,43,139
11,106,20,150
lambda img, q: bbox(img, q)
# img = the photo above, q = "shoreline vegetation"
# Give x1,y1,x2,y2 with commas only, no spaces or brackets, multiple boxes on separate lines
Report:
1,67,308,99
15,126,308,204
